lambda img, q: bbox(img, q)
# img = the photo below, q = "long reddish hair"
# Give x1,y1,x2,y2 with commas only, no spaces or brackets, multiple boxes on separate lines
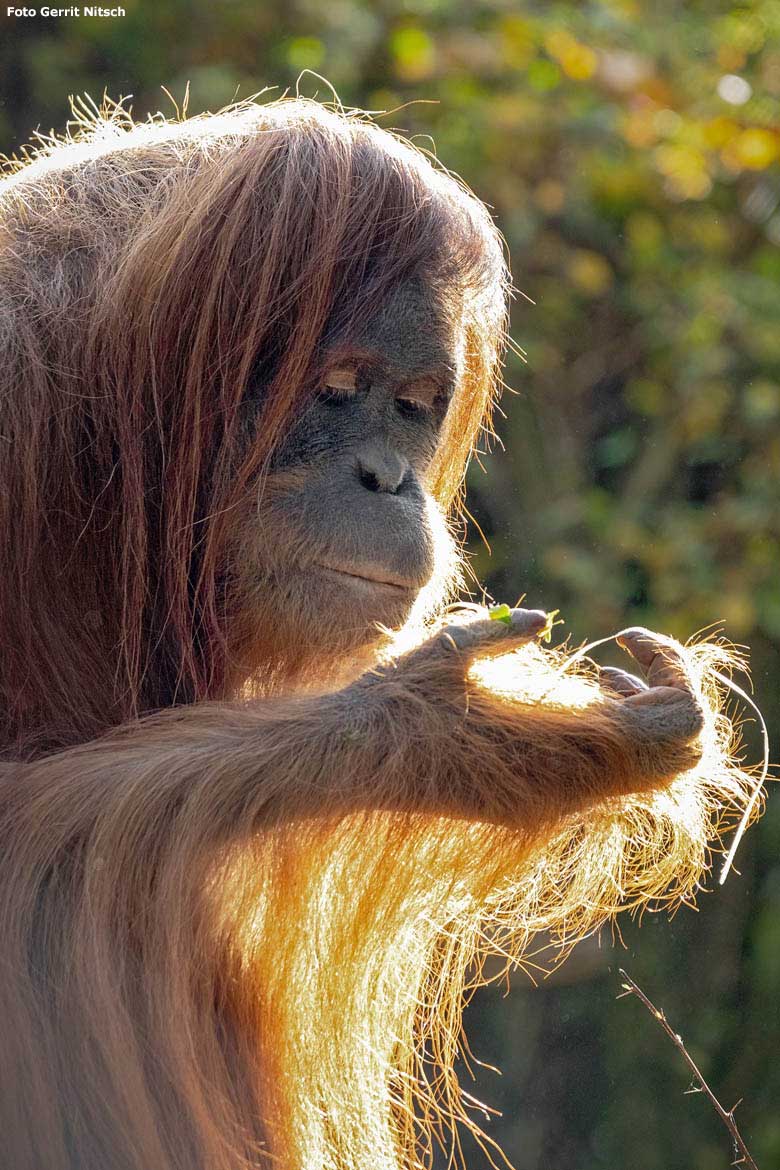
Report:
0,98,756,1170
0,96,507,759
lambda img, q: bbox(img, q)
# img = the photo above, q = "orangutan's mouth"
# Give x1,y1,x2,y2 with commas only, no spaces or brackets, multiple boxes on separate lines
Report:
314,564,418,595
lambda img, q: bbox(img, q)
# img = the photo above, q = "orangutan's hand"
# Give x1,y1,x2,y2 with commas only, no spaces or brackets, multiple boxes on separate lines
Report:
605,626,705,774
354,611,705,794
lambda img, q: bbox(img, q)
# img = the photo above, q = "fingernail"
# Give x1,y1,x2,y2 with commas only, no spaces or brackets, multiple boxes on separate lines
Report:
616,626,649,648
510,608,548,630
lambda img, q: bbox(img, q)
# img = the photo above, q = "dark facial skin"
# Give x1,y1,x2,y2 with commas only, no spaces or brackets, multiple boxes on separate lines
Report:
232,277,463,678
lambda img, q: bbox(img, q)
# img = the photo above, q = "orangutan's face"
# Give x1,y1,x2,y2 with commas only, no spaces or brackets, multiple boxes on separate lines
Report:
231,277,464,679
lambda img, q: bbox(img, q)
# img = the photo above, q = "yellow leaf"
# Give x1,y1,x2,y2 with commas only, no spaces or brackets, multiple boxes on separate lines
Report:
733,127,778,170
704,116,739,149
560,43,598,81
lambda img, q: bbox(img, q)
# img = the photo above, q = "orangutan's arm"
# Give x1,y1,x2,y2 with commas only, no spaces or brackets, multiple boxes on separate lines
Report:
20,614,702,847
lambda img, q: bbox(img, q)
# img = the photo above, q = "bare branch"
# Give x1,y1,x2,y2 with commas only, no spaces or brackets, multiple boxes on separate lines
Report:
618,969,759,1170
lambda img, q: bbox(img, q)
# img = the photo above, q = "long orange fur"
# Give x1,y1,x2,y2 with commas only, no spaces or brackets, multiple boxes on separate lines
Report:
0,96,757,1170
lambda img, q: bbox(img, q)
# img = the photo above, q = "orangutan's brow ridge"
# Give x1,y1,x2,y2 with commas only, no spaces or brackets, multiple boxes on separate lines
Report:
321,344,457,393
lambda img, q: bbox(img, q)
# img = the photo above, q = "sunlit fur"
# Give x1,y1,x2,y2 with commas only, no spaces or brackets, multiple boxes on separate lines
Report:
0,97,758,1170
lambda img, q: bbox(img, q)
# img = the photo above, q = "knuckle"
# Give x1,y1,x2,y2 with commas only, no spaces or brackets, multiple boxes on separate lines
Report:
436,628,466,655
437,618,500,654
429,621,486,657
626,689,705,743
665,690,704,737
683,696,705,737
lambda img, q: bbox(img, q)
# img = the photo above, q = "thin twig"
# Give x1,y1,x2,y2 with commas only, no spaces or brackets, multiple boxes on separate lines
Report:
618,969,759,1170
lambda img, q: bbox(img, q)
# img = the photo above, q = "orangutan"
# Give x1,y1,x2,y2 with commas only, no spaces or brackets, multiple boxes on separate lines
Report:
0,97,752,1170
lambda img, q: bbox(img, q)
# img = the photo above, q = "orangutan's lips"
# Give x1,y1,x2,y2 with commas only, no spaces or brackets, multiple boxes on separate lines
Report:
314,564,417,594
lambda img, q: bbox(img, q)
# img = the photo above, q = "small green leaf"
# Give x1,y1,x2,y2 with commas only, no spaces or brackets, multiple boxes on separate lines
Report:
542,608,564,642
489,603,513,626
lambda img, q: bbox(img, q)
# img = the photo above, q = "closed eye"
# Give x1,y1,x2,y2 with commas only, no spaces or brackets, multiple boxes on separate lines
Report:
319,366,358,404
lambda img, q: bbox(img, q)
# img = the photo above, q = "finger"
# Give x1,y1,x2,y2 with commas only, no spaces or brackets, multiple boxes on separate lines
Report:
599,666,649,697
616,627,693,692
438,608,549,663
623,686,705,741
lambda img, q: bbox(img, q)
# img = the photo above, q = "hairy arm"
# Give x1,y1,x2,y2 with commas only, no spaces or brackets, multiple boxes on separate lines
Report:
7,613,703,852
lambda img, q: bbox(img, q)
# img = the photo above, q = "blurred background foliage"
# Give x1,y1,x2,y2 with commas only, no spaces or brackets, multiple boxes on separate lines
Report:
1,2,778,1167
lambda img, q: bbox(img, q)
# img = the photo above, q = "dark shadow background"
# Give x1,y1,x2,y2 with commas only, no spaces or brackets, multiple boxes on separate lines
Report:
1,2,778,1167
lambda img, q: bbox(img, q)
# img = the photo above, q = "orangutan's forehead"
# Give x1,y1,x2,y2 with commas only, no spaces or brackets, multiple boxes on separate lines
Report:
335,278,462,383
